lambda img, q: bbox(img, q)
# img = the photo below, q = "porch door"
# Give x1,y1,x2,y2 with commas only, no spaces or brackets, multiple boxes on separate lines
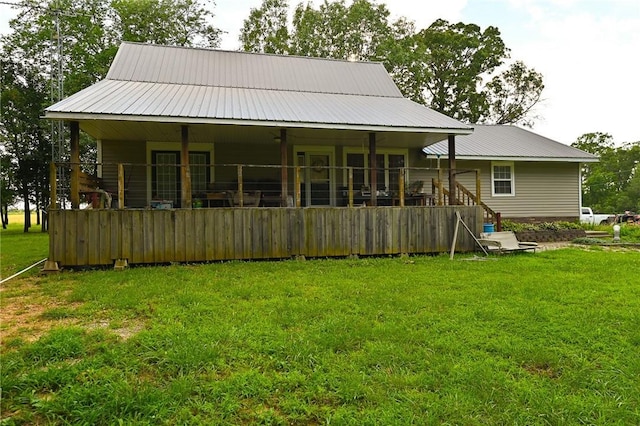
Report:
152,151,211,206
303,152,333,206
153,152,180,204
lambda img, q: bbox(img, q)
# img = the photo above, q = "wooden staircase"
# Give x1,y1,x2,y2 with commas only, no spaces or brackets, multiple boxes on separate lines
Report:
432,176,497,224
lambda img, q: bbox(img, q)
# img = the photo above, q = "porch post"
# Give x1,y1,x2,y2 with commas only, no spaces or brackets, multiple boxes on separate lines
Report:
448,134,456,206
280,128,288,206
369,132,377,206
181,125,192,208
70,121,80,209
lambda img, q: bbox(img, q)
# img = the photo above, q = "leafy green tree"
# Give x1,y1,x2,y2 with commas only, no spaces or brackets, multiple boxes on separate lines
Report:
416,19,506,123
484,61,544,127
112,0,222,48
572,133,640,213
1,0,223,223
0,59,51,232
240,3,544,127
240,0,289,54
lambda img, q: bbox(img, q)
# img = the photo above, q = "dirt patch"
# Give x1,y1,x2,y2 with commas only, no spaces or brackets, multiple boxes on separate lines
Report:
1,279,144,348
0,278,79,346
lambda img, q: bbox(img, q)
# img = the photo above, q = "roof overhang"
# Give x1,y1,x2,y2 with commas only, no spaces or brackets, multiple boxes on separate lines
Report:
422,154,600,163
44,111,473,135
44,112,473,149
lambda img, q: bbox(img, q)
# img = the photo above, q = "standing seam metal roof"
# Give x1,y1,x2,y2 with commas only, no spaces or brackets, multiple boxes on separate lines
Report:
46,42,472,133
106,42,404,97
423,125,598,161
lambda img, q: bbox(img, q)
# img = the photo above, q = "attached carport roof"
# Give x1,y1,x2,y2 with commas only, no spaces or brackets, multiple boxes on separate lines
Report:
45,42,472,144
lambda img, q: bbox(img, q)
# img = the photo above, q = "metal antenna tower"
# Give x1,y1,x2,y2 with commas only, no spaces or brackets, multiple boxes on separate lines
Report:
50,6,67,205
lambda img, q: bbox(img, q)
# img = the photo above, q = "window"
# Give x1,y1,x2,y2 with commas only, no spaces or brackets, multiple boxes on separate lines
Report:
345,150,407,192
151,151,211,203
491,162,514,196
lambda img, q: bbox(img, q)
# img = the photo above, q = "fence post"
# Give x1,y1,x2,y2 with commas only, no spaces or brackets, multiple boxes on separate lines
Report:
348,167,354,207
398,167,405,207
237,165,244,207
476,169,481,205
437,168,444,206
118,163,125,209
295,166,301,207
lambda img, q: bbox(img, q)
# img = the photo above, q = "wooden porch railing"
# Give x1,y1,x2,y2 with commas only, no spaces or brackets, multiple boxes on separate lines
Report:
432,169,497,224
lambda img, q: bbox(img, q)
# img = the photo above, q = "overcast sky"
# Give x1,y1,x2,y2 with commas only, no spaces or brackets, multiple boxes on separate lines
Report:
2,0,639,145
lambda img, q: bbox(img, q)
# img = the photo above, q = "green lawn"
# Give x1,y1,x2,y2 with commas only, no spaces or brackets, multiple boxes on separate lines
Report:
1,222,640,424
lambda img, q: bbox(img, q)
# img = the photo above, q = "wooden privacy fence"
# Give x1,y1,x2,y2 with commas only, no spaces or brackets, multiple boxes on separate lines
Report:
48,206,483,267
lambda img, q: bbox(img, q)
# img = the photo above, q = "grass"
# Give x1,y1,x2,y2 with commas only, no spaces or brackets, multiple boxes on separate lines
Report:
1,218,640,424
0,212,48,280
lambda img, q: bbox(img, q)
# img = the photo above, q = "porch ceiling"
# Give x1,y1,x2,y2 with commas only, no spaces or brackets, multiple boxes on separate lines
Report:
76,119,463,148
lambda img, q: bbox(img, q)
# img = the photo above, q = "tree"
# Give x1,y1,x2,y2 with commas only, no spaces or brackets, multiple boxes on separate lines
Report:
0,59,51,232
1,153,16,229
416,19,507,123
112,0,222,48
0,0,223,226
572,133,640,213
240,0,289,54
484,61,544,127
241,0,395,61
240,3,544,127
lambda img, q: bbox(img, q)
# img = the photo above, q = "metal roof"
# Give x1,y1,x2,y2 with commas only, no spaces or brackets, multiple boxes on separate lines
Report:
45,42,472,136
106,42,404,97
423,125,599,162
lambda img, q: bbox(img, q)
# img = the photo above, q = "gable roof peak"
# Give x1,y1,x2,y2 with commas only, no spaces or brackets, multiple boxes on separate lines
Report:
107,42,402,98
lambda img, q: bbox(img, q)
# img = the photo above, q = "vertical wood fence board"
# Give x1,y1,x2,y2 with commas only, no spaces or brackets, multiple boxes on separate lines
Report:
174,210,188,263
193,210,206,261
162,211,175,262
214,210,227,260
120,210,132,261
184,211,196,262
204,210,215,260
86,211,100,265
64,212,78,265
130,210,144,264
271,209,283,258
231,210,244,259
143,211,155,264
223,209,234,260
98,211,113,265
288,209,301,256
152,212,165,263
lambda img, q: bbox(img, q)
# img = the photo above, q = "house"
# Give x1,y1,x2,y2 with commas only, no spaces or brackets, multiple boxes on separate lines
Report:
418,124,598,222
43,42,483,269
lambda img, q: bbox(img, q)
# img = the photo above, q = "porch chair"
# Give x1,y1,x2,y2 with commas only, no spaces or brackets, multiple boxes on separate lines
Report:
478,231,538,254
229,190,261,207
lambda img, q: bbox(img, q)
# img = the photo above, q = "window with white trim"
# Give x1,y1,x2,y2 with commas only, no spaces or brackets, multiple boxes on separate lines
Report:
491,161,514,196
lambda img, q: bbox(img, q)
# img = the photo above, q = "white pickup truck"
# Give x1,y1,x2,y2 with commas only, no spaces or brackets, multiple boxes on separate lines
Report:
580,207,615,225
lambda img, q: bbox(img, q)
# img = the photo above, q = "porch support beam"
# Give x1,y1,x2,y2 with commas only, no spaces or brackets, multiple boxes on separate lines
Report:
369,132,377,207
70,121,80,209
280,128,288,206
448,134,456,206
181,125,192,209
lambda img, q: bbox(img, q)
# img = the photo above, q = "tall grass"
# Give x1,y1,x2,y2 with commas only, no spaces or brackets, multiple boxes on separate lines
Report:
2,247,640,424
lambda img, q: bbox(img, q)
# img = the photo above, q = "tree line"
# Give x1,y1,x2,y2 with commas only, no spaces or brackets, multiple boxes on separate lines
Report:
572,133,640,214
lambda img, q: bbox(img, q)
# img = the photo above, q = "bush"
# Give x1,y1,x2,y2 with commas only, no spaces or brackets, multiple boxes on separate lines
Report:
502,220,581,232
